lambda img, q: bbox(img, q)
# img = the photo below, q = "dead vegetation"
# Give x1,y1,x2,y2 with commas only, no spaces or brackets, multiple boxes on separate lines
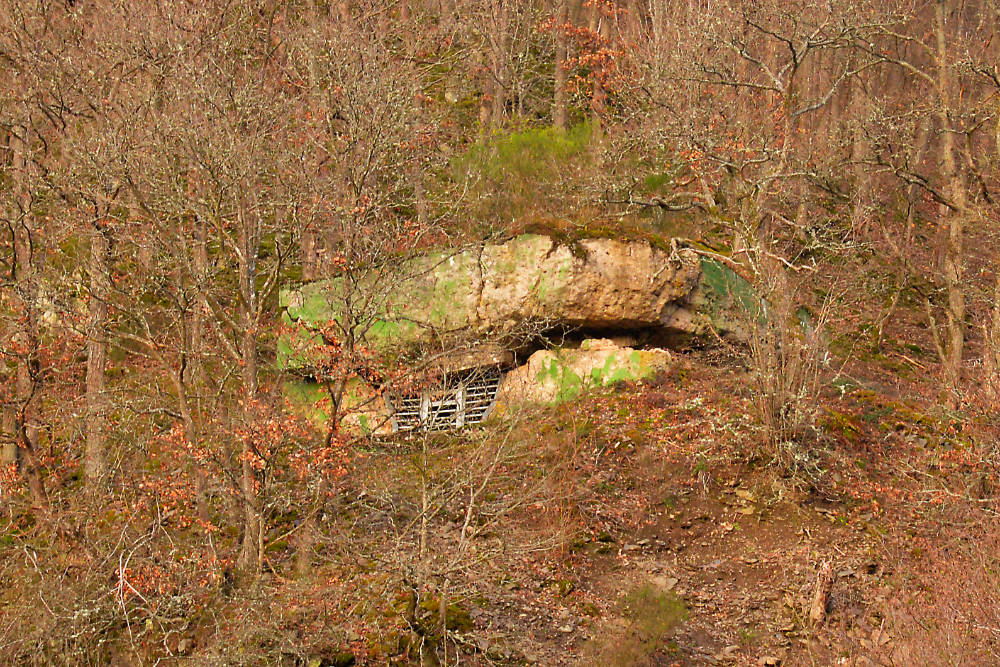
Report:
2,0,1000,665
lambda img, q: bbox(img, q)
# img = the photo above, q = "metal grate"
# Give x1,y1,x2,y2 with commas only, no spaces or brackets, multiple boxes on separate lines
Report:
390,368,504,432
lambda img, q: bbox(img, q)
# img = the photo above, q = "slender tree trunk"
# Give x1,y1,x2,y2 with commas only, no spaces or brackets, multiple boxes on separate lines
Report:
412,97,428,225
488,0,511,128
490,59,507,127
849,76,872,236
934,0,967,400
413,165,427,225
904,116,932,247
553,0,569,131
190,215,210,521
1,408,14,466
302,21,324,282
588,1,605,144
479,70,493,130
11,121,45,508
239,325,262,578
301,225,319,281
2,127,15,468
985,271,1000,404
294,477,325,578
84,223,110,489
14,331,45,509
294,509,316,578
237,214,263,580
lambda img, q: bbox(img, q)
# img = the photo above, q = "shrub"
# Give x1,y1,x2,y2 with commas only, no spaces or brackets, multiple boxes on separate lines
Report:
451,123,592,224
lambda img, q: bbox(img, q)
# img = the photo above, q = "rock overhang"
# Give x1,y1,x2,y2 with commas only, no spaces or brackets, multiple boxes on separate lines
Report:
279,235,748,362
278,234,753,431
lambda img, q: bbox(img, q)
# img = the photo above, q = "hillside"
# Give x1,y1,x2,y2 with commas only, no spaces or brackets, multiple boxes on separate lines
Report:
2,1,1000,666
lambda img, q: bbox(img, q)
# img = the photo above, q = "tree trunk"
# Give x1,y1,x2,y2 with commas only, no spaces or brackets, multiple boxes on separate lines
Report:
849,77,872,236
934,0,967,400
236,213,263,581
1,131,15,469
189,215,210,521
1,407,15,466
490,60,507,127
904,116,932,247
84,223,110,490
294,510,317,578
479,71,493,130
238,324,263,580
294,478,325,578
412,98,428,225
984,272,1000,404
301,224,319,281
488,0,511,128
553,0,569,131
588,1,605,145
10,122,46,509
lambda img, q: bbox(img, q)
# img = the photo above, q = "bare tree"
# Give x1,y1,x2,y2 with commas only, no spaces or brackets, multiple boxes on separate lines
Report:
615,2,883,447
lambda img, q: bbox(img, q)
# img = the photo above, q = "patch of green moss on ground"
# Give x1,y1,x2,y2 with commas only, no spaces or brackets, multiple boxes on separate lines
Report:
854,390,936,430
820,408,864,443
417,596,475,633
581,583,687,666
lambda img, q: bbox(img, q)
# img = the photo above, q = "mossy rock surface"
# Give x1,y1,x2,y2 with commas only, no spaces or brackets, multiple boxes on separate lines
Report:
497,340,673,406
278,235,725,371
688,257,758,336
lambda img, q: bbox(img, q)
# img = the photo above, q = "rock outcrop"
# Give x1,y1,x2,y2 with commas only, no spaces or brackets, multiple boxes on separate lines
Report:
474,234,701,330
279,234,755,432
279,234,749,369
495,338,672,406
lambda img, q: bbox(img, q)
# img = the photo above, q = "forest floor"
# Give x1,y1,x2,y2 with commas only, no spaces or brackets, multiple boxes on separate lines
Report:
7,230,996,666
303,336,998,666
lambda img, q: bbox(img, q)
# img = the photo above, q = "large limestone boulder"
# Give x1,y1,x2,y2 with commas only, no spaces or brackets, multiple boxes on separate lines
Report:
475,234,700,329
279,235,747,369
496,338,672,406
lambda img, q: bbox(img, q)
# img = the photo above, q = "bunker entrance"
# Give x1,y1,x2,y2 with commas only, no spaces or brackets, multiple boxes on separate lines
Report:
387,367,505,433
